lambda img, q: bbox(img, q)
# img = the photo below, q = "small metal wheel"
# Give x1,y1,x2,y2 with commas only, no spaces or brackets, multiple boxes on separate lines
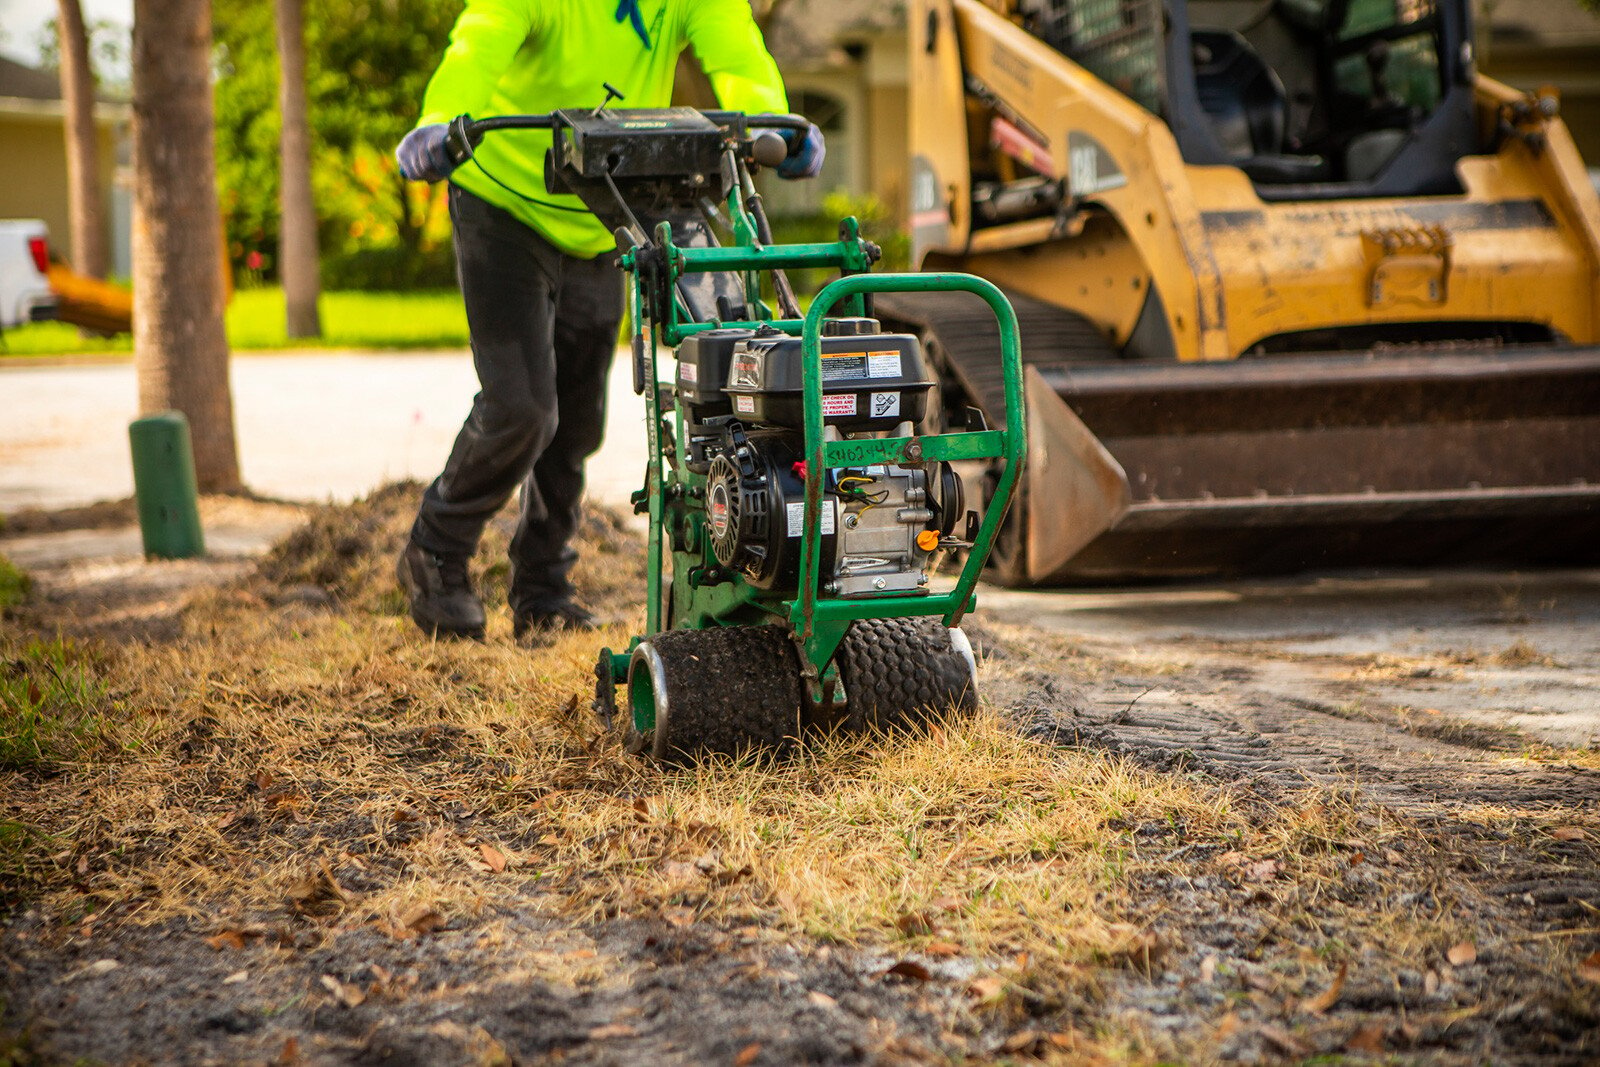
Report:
835,616,979,733
627,624,804,762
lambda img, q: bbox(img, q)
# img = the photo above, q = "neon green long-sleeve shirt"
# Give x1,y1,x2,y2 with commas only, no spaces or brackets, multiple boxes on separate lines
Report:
418,0,789,258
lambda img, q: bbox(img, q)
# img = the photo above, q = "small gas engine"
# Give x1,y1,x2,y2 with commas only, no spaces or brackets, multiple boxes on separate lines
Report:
676,319,964,598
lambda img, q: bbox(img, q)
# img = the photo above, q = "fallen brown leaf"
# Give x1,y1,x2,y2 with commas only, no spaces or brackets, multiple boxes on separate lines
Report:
277,1035,301,1066
894,911,934,936
1218,851,1282,882
320,974,366,1008
1258,1024,1308,1057
1348,851,1366,866
204,928,263,951
1212,1012,1242,1041
1345,1022,1386,1053
807,990,837,1009
924,941,962,957
735,1042,762,1066
1578,950,1600,985
381,905,446,940
478,842,509,872
1300,961,1348,1015
1000,1030,1042,1053
1551,826,1588,842
967,976,1006,1002
1446,941,1477,967
285,861,350,916
886,960,934,982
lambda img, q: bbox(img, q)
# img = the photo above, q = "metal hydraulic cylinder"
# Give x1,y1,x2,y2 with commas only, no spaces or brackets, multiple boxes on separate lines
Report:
128,411,205,559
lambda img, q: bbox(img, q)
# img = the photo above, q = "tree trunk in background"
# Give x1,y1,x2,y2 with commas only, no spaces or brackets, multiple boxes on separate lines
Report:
275,0,321,338
56,0,109,279
131,0,241,493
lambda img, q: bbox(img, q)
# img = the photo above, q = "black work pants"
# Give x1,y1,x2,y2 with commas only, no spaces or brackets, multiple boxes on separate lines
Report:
411,186,622,614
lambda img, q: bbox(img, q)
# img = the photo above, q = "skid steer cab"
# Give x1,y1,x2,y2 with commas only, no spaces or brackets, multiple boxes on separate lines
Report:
448,97,1027,762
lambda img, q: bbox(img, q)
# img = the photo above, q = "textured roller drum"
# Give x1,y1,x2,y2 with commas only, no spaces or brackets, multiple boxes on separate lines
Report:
836,616,979,732
629,624,804,762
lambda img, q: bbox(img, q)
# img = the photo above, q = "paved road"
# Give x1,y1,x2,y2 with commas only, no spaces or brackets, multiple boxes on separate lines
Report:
0,348,648,514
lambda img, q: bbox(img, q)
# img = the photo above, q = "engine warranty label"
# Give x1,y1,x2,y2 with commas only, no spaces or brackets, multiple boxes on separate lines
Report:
822,394,857,416
785,500,837,537
821,352,869,382
821,350,904,381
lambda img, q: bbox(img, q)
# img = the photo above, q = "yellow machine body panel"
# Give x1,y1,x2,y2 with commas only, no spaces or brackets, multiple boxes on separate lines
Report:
913,0,1600,362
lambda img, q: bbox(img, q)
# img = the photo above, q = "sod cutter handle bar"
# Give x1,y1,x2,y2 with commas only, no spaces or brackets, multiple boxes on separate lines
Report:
794,272,1027,638
448,112,809,165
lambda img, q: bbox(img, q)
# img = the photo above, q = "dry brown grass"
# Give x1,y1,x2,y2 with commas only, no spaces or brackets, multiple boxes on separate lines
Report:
0,486,1267,1015
10,490,1599,1064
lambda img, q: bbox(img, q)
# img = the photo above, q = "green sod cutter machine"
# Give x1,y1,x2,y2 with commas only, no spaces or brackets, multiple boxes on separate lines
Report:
449,98,1026,760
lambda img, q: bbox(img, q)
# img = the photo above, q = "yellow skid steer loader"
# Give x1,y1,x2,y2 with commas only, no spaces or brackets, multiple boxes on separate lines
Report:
879,0,1600,582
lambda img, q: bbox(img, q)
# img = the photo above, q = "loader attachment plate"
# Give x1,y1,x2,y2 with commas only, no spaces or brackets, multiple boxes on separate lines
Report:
878,291,1600,583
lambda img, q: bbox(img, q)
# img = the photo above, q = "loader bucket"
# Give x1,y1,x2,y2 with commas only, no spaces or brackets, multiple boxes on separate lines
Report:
1023,346,1600,583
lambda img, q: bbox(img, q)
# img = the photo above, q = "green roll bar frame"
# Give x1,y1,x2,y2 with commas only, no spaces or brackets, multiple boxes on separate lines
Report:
606,203,1024,723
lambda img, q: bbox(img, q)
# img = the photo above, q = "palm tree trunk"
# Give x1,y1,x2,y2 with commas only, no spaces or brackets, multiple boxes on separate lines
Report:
56,0,109,279
131,0,241,493
275,0,321,338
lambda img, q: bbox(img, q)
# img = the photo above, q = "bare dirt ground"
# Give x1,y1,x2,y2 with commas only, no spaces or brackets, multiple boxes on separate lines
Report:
2,489,1596,1066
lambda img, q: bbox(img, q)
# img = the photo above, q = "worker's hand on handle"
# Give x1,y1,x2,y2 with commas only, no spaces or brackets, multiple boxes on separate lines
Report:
776,122,825,180
397,124,457,183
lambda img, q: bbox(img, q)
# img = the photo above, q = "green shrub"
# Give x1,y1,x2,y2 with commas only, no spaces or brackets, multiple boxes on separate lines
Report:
320,244,458,292
767,193,910,295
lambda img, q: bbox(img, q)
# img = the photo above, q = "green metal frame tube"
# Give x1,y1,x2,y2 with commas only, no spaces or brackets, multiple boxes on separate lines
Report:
791,273,1026,640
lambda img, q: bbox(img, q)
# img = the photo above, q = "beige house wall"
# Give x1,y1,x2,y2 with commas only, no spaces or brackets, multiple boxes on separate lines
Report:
0,106,121,270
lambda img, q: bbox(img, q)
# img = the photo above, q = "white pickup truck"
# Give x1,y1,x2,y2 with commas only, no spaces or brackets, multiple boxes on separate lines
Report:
0,219,59,329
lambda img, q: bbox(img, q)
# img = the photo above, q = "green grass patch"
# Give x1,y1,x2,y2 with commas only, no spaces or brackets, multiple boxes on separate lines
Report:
0,638,108,771
0,287,469,356
0,556,27,614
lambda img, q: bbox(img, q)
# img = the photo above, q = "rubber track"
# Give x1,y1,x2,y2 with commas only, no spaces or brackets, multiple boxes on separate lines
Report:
875,289,1118,426
836,617,978,732
650,625,802,762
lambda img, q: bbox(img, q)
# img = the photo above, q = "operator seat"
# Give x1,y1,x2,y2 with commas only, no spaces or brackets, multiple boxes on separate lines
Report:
1190,27,1328,183
1191,29,1285,159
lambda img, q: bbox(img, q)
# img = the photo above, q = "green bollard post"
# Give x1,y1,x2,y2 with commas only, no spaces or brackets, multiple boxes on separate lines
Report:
128,411,206,559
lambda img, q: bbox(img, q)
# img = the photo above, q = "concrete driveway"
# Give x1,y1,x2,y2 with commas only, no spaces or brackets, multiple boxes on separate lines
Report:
0,347,648,514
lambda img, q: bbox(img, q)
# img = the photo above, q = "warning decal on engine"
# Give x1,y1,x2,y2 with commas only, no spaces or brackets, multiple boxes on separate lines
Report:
678,362,698,383
822,393,857,416
870,391,901,418
820,352,868,381
785,499,837,537
867,351,901,378
734,395,755,413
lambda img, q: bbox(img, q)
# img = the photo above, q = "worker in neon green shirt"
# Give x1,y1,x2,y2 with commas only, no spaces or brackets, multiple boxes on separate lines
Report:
394,0,823,642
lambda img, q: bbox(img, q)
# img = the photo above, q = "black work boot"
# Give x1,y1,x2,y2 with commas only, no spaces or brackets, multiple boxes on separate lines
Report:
395,541,486,639
512,601,598,644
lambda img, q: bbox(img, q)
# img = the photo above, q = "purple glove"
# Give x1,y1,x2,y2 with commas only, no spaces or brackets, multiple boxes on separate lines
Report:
397,124,456,182
777,123,825,180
